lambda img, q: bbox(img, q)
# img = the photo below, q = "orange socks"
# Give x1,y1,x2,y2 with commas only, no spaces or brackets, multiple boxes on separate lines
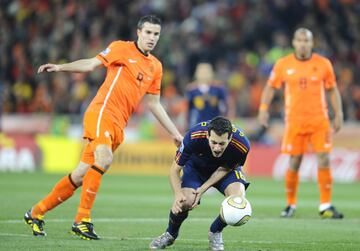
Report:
317,168,332,204
32,174,78,218
75,165,106,223
285,169,299,206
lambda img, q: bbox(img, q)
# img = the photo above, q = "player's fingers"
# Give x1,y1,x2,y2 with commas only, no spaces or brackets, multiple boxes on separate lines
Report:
173,204,182,214
171,207,178,214
38,64,52,73
191,199,199,209
191,194,199,209
37,65,46,73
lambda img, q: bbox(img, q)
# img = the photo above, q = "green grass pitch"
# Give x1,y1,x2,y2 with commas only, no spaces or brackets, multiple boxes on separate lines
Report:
0,172,359,250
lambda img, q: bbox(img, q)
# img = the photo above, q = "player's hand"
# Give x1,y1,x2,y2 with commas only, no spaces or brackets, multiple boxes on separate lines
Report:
171,192,186,214
37,63,60,73
333,113,343,133
258,110,270,128
191,187,204,210
173,135,183,148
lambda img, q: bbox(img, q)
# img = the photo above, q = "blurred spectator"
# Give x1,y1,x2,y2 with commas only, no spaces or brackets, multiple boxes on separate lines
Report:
186,62,228,128
0,0,359,122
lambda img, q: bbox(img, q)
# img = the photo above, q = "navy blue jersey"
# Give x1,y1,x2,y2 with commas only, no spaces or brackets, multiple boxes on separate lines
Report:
186,84,227,127
175,121,250,177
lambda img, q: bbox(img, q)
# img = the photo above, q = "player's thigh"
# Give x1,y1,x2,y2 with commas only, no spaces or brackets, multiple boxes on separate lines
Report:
310,120,332,153
215,167,249,195
281,124,308,155
181,164,204,190
316,152,330,167
81,112,124,168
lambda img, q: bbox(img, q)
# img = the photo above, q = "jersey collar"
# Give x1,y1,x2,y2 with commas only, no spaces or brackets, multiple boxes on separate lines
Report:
293,52,313,61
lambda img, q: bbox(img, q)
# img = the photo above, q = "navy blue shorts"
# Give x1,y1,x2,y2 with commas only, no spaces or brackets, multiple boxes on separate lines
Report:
181,162,250,195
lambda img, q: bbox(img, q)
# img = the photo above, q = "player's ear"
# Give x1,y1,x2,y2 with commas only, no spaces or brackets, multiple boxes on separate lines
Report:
206,130,210,139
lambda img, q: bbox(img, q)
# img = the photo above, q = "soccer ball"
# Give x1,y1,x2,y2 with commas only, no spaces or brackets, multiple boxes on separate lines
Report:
220,195,252,226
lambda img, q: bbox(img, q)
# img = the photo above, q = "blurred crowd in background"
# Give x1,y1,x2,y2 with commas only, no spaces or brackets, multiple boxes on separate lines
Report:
1,0,360,123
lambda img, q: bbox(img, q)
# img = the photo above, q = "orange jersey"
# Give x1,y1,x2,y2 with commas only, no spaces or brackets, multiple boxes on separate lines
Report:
267,53,336,123
87,41,162,129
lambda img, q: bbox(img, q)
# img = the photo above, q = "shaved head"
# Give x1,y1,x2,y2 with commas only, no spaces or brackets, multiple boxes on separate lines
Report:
292,28,314,60
294,28,313,40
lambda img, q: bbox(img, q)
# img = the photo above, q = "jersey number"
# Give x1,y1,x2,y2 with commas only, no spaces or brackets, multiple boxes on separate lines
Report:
299,77,307,89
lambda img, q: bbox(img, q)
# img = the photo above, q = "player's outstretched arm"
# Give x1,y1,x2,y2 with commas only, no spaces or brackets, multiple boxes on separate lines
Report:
191,166,232,209
145,94,183,146
37,57,102,73
258,85,276,128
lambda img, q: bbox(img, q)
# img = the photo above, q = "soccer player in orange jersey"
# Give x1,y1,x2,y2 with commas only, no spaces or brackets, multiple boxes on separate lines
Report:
24,15,183,240
258,28,344,219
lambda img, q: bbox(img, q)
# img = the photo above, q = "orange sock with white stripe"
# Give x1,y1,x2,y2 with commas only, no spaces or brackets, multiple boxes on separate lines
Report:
317,168,332,205
32,174,78,218
285,169,299,206
75,165,105,223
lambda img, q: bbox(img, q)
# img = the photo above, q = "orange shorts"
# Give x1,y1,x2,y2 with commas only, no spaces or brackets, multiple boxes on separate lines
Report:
281,118,332,155
80,111,124,165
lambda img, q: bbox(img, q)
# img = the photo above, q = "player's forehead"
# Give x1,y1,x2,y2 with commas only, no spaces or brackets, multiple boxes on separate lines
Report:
208,131,230,142
139,22,161,33
294,29,313,41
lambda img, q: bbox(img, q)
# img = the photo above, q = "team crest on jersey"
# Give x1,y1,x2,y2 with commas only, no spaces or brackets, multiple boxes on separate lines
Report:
149,64,155,73
100,47,111,56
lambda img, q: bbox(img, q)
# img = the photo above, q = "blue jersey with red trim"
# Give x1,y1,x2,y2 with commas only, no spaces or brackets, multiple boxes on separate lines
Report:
186,84,227,127
175,121,250,177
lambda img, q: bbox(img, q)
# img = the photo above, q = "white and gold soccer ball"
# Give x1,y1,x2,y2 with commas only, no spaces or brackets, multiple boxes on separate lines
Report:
220,195,252,226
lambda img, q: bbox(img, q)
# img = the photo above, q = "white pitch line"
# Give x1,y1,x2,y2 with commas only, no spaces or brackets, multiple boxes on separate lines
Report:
0,232,321,245
1,217,360,224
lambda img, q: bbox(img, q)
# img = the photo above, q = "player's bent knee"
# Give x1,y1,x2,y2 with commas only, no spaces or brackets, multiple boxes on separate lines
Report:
317,153,330,167
289,155,302,171
180,203,192,212
71,162,91,185
94,145,113,169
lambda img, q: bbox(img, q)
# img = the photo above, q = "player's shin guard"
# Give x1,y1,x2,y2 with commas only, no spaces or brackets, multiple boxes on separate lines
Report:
285,169,299,206
75,165,105,223
317,167,332,205
32,174,78,218
210,215,227,233
166,210,188,239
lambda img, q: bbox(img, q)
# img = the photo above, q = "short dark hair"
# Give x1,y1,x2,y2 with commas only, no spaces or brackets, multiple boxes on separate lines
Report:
208,116,233,139
137,15,162,30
